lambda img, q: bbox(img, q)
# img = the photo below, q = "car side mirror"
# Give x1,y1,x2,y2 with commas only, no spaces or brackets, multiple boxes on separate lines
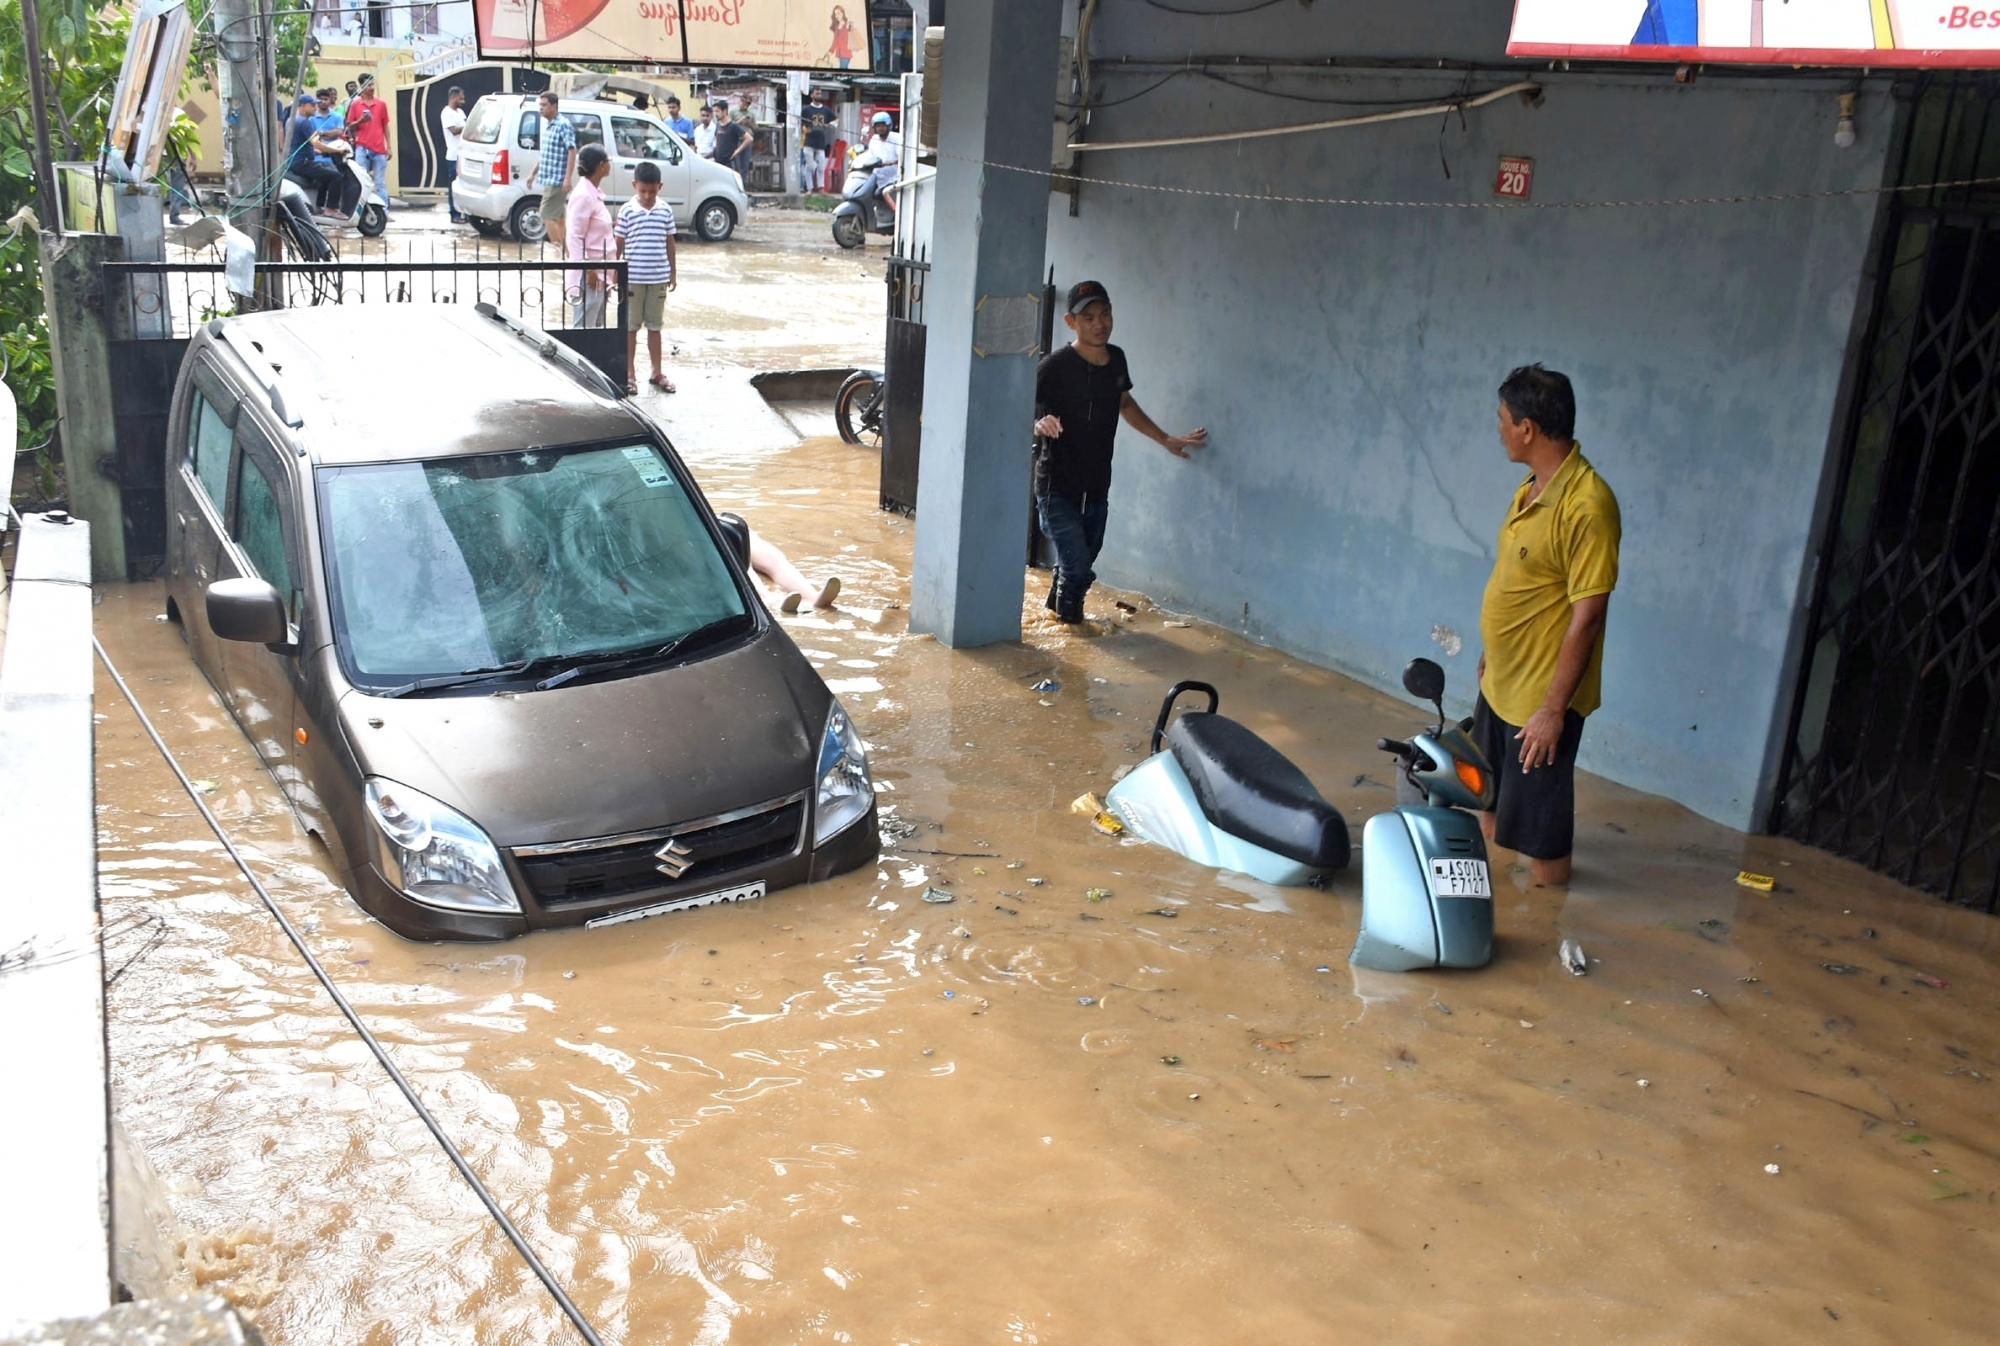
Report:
715,512,751,570
1402,657,1446,722
207,578,292,649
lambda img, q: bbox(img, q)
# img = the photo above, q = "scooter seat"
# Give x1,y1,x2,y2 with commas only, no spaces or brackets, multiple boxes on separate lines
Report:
1166,713,1349,870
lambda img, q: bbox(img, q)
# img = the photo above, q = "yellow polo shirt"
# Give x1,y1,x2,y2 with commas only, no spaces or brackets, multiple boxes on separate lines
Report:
1478,445,1620,726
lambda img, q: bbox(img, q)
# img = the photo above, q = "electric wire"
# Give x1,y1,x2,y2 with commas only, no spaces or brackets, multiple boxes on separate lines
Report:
91,638,609,1346
1137,0,1293,14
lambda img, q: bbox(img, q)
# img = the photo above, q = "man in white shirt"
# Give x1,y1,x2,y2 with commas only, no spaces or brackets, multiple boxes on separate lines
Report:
439,86,467,223
693,103,717,159
855,111,901,213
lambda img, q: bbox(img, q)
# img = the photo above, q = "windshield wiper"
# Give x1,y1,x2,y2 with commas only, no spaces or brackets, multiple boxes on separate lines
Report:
533,615,751,691
375,659,540,698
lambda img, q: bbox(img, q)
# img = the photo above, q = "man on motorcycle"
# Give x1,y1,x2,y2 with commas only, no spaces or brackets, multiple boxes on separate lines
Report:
284,92,341,217
853,111,901,214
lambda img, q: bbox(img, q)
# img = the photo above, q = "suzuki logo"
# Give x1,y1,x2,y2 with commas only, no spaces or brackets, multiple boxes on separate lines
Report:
654,838,695,879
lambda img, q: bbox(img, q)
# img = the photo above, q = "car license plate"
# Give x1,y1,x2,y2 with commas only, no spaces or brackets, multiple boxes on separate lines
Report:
1429,858,1491,899
587,880,767,928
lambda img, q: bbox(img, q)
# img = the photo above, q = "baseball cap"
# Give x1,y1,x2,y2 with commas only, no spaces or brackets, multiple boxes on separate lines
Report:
296,93,316,106
1066,280,1110,316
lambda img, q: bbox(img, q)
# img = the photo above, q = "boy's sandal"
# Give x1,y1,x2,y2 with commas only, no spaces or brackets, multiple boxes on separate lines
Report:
650,373,677,393
624,378,639,395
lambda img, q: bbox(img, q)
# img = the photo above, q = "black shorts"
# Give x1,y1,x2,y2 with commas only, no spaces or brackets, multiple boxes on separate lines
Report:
1470,694,1585,862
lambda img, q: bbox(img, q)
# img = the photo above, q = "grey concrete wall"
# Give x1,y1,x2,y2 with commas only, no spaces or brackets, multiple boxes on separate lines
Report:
1043,4,1895,829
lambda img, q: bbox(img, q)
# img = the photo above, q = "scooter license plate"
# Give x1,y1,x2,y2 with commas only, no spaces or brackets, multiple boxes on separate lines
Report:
1428,858,1492,899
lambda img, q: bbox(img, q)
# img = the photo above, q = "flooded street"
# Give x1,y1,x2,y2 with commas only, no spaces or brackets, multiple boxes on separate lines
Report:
92,213,2000,1344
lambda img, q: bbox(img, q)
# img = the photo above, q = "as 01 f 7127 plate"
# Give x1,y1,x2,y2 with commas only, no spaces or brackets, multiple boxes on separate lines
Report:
1429,858,1491,899
587,881,767,928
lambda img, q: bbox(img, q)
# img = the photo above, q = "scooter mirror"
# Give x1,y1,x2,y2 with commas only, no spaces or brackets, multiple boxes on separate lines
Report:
1402,657,1446,705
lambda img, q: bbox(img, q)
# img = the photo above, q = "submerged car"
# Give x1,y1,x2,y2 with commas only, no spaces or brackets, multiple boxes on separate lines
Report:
162,306,878,939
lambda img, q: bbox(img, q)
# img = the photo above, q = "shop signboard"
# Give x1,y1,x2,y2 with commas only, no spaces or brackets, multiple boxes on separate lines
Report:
1509,1,2000,66
472,0,876,70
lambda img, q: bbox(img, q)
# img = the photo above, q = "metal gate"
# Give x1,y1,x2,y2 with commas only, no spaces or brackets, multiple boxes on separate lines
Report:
879,253,926,514
102,239,627,574
1772,80,2000,909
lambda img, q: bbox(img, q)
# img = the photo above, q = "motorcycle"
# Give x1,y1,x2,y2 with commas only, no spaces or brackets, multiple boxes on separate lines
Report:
835,368,885,445
1102,657,1498,973
831,151,896,249
283,138,387,242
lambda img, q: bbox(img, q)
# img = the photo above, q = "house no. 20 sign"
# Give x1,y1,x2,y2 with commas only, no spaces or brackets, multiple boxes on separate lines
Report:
1495,156,1534,199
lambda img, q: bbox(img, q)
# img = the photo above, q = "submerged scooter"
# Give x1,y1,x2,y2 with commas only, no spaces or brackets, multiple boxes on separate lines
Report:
1103,659,1498,972
1352,658,1498,972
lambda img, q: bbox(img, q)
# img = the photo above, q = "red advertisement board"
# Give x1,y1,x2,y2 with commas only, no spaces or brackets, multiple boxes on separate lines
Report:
473,0,874,70
1509,1,2000,67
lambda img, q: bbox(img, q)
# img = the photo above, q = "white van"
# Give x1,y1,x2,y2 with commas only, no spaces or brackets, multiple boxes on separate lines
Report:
454,94,750,245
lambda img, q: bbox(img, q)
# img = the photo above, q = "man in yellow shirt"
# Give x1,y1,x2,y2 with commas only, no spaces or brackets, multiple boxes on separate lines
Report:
1473,365,1620,886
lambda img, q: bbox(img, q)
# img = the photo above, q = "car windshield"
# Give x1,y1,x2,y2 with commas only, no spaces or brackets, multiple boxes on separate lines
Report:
317,443,748,688
463,98,505,145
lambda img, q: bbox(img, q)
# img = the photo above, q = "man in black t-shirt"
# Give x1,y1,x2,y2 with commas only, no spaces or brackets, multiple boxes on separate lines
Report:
1032,280,1208,624
713,105,750,184
800,89,833,192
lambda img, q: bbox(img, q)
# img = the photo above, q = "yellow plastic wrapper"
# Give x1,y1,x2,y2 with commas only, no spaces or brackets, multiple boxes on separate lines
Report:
1092,811,1125,836
1735,870,1775,892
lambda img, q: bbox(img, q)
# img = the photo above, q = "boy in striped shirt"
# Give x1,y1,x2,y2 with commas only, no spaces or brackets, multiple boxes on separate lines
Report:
615,160,678,394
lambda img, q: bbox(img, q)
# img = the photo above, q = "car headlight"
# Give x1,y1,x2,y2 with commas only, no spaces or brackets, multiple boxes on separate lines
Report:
813,699,872,847
364,778,521,915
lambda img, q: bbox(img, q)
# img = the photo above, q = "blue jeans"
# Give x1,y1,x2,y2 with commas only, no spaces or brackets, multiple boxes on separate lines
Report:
1036,491,1109,620
356,146,390,210
444,159,459,218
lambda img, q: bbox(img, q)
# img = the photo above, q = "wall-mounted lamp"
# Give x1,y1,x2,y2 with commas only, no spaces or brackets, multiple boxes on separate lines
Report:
1835,92,1857,149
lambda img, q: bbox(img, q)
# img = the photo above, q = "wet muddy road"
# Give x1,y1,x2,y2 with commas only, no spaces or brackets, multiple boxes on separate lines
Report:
95,222,2000,1342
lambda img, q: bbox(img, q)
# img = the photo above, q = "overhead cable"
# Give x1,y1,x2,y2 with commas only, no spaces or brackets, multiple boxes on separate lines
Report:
93,639,609,1346
1069,80,1538,152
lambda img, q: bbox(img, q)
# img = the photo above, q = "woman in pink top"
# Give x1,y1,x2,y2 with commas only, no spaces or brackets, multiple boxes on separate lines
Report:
566,144,615,330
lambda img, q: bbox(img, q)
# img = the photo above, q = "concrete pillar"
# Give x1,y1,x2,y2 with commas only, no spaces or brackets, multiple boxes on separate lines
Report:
908,0,1064,648
40,232,127,582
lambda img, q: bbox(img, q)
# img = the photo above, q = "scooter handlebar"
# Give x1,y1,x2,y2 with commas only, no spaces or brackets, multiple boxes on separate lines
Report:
1377,737,1413,757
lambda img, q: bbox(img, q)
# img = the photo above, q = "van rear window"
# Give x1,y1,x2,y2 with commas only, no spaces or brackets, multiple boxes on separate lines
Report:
463,98,505,145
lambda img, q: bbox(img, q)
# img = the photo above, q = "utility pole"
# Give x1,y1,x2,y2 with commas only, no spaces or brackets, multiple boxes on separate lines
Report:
213,0,279,287
18,0,61,220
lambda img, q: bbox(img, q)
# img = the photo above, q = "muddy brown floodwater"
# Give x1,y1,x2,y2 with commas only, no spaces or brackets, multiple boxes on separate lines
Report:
95,437,2000,1339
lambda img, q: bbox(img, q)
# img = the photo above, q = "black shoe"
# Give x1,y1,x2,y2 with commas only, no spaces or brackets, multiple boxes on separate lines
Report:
1044,582,1059,613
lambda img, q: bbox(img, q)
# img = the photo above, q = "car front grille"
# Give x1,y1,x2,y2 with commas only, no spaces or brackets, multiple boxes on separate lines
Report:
513,795,806,908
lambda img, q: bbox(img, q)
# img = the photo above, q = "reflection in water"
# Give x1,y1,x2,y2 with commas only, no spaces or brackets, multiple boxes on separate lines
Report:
95,423,2000,1342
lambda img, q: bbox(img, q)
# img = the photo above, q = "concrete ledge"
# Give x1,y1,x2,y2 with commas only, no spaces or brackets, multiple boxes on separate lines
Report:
0,512,111,1334
749,367,861,403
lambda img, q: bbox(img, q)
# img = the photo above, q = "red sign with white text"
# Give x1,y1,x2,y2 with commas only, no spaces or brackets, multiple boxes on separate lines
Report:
1495,156,1534,199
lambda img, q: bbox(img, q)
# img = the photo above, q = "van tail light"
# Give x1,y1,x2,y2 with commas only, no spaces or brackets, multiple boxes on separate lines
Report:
1454,759,1487,800
491,149,509,184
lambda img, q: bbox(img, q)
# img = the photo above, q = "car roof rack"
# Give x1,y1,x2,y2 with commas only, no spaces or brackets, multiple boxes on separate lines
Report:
209,319,305,432
474,302,625,402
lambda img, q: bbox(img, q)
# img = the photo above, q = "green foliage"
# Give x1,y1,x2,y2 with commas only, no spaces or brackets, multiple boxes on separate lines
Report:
0,0,129,473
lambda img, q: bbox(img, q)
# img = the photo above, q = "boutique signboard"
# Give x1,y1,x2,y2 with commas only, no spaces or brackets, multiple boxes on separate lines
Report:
1509,0,2000,65
473,0,873,69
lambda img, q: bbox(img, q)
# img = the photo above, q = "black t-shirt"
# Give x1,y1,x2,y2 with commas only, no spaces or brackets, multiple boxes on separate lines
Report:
1034,343,1132,499
803,104,832,150
713,121,749,164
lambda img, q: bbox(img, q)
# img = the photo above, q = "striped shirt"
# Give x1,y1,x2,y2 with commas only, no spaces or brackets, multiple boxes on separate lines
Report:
536,114,575,187
615,201,677,284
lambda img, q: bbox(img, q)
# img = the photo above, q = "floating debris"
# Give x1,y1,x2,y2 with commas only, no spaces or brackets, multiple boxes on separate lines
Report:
1085,887,1113,902
1820,962,1863,975
1164,620,1191,628
1559,938,1588,975
922,887,954,904
1077,996,1098,1007
1736,870,1775,892
1915,973,1949,989
993,904,1019,916
1255,1037,1299,1053
1031,678,1061,693
1071,792,1105,815
1028,877,1046,887
1142,907,1178,918
1637,1078,1650,1088
1006,860,1024,869
1079,913,1103,922
1765,1163,1782,1175
1160,1054,1182,1066
1091,811,1125,836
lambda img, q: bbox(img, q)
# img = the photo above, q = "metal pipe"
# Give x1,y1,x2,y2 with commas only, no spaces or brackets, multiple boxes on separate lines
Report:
1069,80,1539,153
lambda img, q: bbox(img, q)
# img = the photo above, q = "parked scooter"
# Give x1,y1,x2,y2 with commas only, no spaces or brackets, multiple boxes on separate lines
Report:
1104,658,1498,973
831,151,896,249
1352,658,1498,971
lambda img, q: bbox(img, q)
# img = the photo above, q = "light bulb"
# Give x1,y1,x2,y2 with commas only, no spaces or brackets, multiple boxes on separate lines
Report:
1834,117,1856,149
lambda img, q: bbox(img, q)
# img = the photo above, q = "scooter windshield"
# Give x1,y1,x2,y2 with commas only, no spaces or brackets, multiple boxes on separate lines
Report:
317,442,749,691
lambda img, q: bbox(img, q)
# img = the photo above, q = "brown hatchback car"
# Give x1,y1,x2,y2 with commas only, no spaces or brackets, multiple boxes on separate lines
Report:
162,305,878,939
